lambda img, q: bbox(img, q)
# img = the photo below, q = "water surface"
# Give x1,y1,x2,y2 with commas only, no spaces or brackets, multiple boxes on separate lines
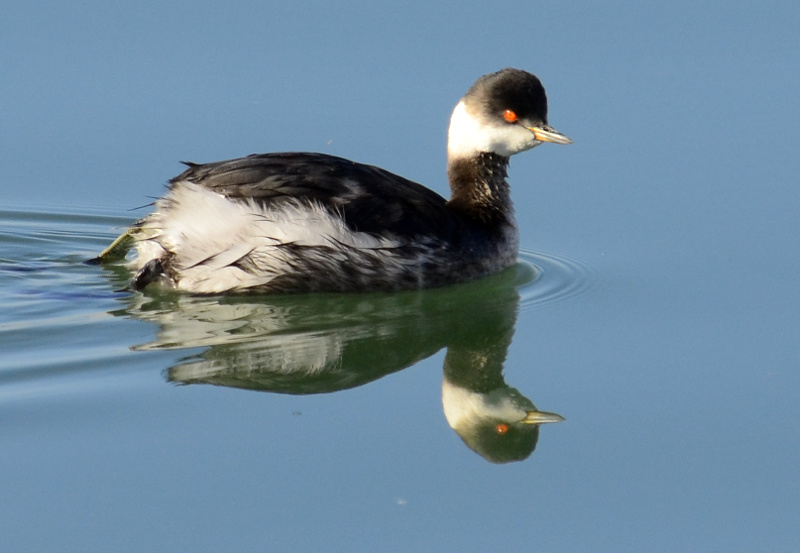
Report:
2,204,797,552
3,3,800,550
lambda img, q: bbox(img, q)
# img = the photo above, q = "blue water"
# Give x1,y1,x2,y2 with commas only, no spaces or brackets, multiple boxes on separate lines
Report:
2,203,797,552
3,2,800,551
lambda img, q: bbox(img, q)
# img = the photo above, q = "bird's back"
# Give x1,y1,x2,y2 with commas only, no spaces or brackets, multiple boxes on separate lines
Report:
172,152,455,240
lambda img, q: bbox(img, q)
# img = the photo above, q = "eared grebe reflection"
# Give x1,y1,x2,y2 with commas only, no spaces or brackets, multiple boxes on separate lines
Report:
94,68,571,293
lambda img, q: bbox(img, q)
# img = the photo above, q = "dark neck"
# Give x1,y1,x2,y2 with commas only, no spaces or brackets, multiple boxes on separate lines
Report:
446,152,513,226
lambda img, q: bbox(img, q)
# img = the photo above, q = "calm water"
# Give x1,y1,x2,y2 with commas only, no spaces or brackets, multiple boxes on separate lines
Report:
5,1,800,550
1,203,797,552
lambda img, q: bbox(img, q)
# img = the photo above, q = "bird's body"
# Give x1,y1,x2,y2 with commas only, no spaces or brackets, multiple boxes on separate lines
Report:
95,68,571,294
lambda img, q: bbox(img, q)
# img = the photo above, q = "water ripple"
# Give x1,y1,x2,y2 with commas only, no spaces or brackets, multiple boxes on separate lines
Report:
515,249,600,311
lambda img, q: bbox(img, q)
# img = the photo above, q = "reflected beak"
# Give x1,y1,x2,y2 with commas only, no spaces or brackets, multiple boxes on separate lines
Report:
522,410,566,425
528,125,573,145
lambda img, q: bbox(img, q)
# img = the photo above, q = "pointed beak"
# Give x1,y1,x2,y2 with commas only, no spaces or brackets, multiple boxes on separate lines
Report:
521,410,566,425
529,125,573,145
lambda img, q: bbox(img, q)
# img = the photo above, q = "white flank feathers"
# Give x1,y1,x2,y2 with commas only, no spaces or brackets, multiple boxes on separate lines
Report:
133,182,406,293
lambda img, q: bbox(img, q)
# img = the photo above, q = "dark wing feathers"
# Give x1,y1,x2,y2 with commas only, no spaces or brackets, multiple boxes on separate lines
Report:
170,152,455,239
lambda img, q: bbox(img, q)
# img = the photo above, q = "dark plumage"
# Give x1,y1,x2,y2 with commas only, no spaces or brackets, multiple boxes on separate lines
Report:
173,152,455,239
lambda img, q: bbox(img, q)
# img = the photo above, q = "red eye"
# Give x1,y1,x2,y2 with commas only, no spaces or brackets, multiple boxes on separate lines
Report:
503,110,518,123
495,423,509,435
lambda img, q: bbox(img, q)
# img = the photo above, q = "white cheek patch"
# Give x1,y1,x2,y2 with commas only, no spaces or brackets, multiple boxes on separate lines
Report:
447,101,539,159
442,379,530,432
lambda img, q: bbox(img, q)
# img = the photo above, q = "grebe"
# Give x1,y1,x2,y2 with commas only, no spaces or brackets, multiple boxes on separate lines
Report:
94,68,571,294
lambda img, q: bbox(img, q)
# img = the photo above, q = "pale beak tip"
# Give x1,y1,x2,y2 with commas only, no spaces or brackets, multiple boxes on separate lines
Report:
523,410,566,425
531,125,573,145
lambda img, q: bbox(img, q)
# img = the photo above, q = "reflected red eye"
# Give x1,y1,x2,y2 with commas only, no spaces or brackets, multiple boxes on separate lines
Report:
495,423,509,435
503,110,518,123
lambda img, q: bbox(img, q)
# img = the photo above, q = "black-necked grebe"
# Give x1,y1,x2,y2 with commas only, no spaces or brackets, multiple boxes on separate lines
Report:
94,68,571,294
